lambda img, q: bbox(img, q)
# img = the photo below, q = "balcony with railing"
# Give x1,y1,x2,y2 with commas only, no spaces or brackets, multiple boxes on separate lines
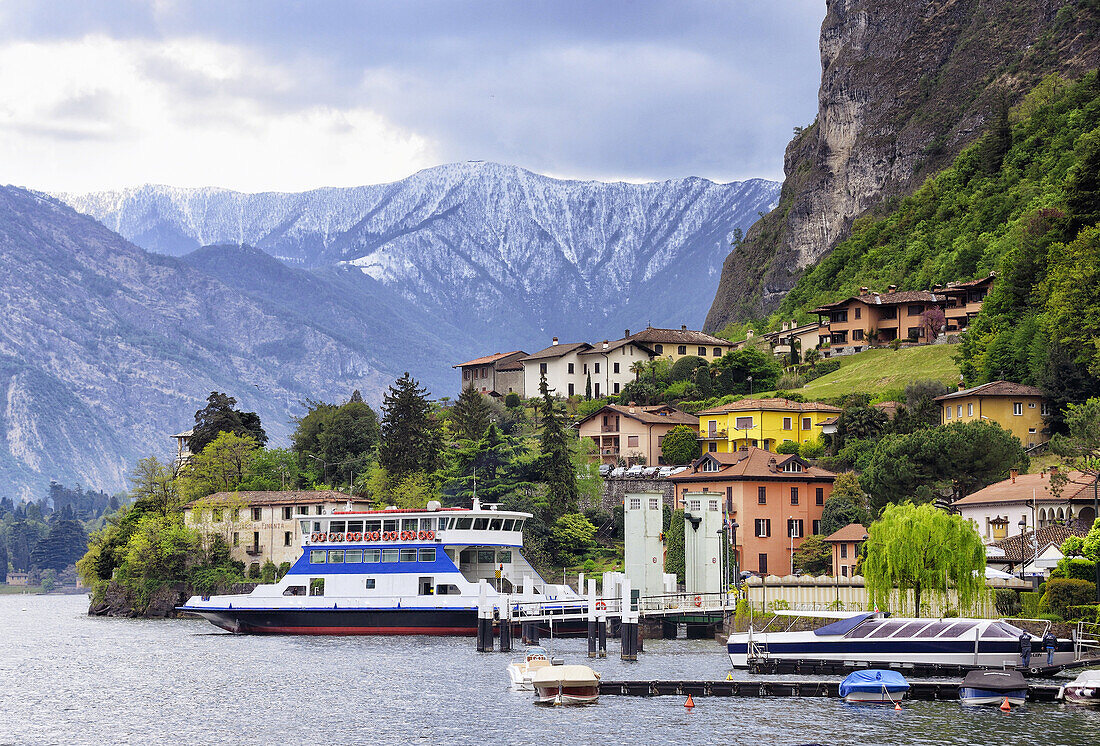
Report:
698,429,728,440
245,544,264,557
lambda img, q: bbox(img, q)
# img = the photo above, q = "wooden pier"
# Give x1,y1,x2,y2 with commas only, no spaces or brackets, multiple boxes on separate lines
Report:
597,679,1066,702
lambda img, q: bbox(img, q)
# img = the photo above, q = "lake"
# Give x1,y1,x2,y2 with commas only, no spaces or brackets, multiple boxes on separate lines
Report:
1,595,1098,745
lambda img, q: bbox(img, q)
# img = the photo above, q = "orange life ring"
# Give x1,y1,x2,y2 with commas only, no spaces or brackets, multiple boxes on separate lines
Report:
418,530,426,540
354,532,362,541
327,533,337,542
401,531,409,540
693,596,702,608
595,601,606,610
381,531,390,541
317,533,326,542
427,530,435,540
371,531,380,541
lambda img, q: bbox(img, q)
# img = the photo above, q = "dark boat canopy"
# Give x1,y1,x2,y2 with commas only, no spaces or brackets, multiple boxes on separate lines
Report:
960,669,1027,691
814,612,878,636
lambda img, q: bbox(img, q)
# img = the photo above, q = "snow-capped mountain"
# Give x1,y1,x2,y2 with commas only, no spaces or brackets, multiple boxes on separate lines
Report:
60,163,779,346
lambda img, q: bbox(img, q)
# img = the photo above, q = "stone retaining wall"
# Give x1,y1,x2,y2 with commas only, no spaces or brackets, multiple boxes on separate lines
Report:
581,477,675,514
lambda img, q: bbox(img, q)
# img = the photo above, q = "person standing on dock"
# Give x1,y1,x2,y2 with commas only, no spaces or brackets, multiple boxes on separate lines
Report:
1018,631,1032,667
1043,632,1057,666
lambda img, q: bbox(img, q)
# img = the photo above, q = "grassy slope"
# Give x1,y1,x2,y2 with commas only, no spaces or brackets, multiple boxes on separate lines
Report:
798,345,961,400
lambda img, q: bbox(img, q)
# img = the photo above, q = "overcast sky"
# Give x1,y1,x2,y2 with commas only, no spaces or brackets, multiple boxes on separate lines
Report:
0,1,825,193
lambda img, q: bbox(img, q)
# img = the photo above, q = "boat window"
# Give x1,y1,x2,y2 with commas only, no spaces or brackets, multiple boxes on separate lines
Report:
400,549,418,562
329,550,344,564
309,578,324,596
365,520,381,532
419,548,436,562
477,550,495,564
345,549,363,564
381,548,399,563
364,549,381,563
894,622,932,637
329,521,346,533
436,584,460,595
402,518,418,531
919,622,952,637
303,521,314,534
502,519,515,531
437,517,450,530
420,518,433,531
473,517,489,530
310,550,326,564
514,520,524,532
845,622,881,638
489,518,503,531
419,577,434,595
347,520,364,533
459,549,476,564
282,585,306,596
456,517,473,530
383,519,398,532
982,623,1016,639
939,622,976,638
365,578,375,590
868,622,906,638
498,550,512,564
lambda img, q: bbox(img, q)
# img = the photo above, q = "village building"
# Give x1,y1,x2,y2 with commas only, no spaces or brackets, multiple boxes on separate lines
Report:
985,522,1092,579
577,338,659,398
453,350,527,398
624,325,735,364
576,403,699,466
184,491,369,574
813,287,948,355
171,429,193,473
519,340,593,398
696,398,842,453
823,523,868,578
939,274,995,332
953,466,1098,541
670,448,836,576
6,571,29,586
934,380,1051,449
761,320,828,360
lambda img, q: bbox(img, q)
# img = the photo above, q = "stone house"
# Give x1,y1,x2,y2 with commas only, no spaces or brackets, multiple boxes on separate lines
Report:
453,350,527,398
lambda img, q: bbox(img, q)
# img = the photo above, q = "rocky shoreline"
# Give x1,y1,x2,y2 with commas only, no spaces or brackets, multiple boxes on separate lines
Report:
88,581,258,619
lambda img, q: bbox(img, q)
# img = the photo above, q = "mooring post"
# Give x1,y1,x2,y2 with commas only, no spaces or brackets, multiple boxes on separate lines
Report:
476,580,493,652
621,578,637,661
499,594,512,653
587,578,598,658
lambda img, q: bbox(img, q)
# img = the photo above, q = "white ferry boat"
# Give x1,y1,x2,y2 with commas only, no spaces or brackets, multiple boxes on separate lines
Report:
179,499,581,635
727,611,1076,670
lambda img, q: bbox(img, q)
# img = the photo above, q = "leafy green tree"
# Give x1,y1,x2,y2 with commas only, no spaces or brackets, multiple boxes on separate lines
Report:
445,423,528,504
775,440,801,455
669,355,708,383
820,473,871,536
40,569,57,593
505,392,521,409
537,373,579,516
379,373,444,480
572,437,604,509
836,406,889,445
798,439,825,459
128,456,181,517
240,448,300,491
710,348,781,396
291,394,379,486
260,559,278,583
585,372,592,400
550,513,597,564
864,502,985,616
895,380,952,433
792,534,832,575
190,392,267,454
661,425,701,464
6,521,43,572
178,432,260,502
451,385,493,442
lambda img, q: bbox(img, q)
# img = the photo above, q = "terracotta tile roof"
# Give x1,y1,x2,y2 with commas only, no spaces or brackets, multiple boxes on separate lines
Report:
943,274,996,290
824,523,870,542
953,470,1097,506
520,342,592,361
935,380,1045,401
988,521,1091,563
185,490,357,509
872,401,902,419
670,447,837,482
578,339,657,356
453,351,527,368
625,326,733,347
696,397,843,416
813,289,945,313
576,404,698,427
762,322,825,341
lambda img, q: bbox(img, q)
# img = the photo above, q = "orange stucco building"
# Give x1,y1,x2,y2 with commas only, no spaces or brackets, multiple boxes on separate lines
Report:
824,523,868,578
669,448,836,576
576,403,698,466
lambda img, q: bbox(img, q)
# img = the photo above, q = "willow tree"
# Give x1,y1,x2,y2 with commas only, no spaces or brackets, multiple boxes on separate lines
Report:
863,502,985,616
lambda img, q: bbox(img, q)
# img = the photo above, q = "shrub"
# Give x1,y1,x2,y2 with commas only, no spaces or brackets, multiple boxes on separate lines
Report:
776,440,801,455
260,559,278,583
1059,558,1097,581
776,373,804,390
277,562,291,580
1065,604,1100,622
798,440,825,459
994,588,1022,617
734,598,750,617
661,380,700,401
504,393,521,408
1020,591,1041,617
803,359,841,382
1039,578,1096,619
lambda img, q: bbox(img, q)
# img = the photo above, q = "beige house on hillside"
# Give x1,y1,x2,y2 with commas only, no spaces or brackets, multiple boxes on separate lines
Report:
576,403,699,466
625,325,735,364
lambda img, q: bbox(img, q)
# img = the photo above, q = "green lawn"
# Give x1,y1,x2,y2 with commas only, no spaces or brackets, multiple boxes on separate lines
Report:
799,344,961,400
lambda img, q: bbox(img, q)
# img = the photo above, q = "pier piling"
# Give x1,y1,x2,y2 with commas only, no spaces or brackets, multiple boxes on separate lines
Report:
476,581,494,652
587,579,597,659
499,600,512,653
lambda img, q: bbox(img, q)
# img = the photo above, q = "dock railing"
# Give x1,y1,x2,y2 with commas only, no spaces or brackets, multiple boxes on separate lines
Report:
503,591,729,624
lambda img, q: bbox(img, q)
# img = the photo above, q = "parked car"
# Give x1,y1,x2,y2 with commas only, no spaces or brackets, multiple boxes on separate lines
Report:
598,464,611,477
642,466,660,477
625,464,645,476
657,466,676,478
610,466,627,477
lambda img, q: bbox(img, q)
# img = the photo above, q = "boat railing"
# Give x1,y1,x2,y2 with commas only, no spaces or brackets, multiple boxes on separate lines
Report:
1074,620,1100,661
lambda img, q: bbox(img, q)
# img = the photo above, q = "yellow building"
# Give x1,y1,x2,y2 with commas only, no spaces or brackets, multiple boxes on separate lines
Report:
696,398,842,453
624,325,735,365
934,381,1051,449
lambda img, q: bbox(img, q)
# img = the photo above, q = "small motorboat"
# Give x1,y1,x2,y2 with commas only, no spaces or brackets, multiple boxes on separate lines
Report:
532,664,600,705
839,669,910,704
507,646,552,690
1060,669,1100,705
959,669,1028,706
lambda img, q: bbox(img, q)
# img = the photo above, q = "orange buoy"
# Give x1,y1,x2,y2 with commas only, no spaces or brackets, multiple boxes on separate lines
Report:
894,701,901,711
684,694,695,709
999,697,1012,712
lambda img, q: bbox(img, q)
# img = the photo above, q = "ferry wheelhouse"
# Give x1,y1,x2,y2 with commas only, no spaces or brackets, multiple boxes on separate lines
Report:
179,499,579,635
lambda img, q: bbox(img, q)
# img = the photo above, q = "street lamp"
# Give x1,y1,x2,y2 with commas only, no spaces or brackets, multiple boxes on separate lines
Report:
789,516,796,575
747,375,753,397
729,519,739,600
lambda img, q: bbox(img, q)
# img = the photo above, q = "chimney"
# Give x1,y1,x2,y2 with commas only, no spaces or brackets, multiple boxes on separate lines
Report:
681,324,687,331
860,286,869,294
888,284,898,293
1050,465,1059,474
1010,468,1018,484
625,329,630,337
603,340,609,349
628,401,636,414
552,337,559,345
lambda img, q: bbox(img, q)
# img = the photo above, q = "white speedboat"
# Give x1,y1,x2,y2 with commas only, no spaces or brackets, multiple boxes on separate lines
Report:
532,665,600,705
507,646,552,690
1060,669,1100,705
727,611,1076,669
839,669,910,704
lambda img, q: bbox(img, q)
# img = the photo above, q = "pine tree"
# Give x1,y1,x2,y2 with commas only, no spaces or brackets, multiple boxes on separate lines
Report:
379,372,443,480
537,373,579,517
190,392,267,453
451,386,492,442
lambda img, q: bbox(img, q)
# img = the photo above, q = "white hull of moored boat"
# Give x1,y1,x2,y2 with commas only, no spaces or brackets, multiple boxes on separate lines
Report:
533,687,599,706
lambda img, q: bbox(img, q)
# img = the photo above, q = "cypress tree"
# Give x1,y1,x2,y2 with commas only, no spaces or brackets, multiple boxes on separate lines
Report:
379,372,443,480
538,373,578,516
585,373,592,400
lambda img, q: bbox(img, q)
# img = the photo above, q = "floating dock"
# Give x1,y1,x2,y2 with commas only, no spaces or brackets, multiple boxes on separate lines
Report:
744,657,1100,679
598,679,1065,702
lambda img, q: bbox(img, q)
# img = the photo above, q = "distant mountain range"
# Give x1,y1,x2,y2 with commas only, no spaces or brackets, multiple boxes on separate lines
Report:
60,162,779,350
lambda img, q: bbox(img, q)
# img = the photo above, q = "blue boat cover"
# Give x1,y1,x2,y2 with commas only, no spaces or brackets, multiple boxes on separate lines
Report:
839,670,910,697
813,612,876,636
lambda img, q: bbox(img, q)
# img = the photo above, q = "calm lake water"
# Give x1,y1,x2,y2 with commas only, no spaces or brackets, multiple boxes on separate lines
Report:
1,594,1098,745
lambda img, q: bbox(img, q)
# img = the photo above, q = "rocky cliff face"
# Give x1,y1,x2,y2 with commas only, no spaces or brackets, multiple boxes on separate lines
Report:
60,162,780,344
705,0,1100,329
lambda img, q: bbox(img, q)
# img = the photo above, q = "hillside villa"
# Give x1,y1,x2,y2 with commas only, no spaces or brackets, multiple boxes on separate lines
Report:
519,337,655,399
940,275,995,332
986,522,1093,579
696,398,841,453
934,380,1051,449
953,466,1098,541
623,325,735,363
824,523,868,578
576,402,698,466
184,491,369,574
453,350,527,398
760,320,828,360
670,448,836,576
